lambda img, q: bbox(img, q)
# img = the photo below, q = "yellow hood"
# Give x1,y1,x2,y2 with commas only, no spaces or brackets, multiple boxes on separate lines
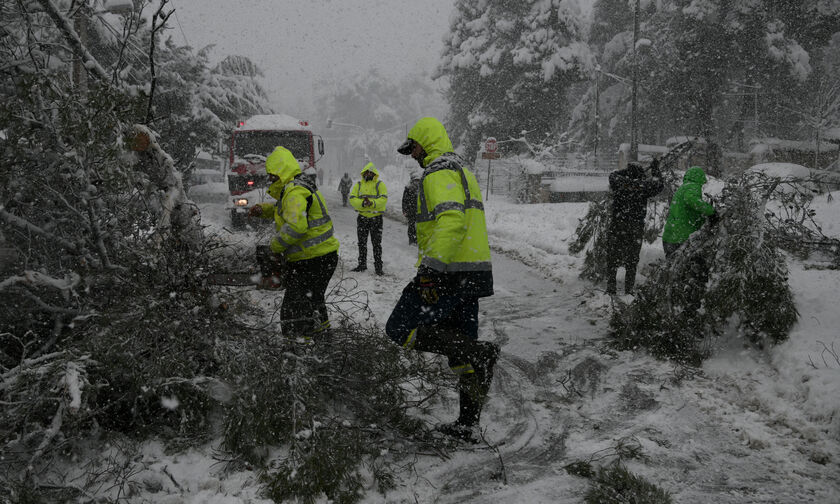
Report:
406,117,454,167
360,162,379,180
265,146,301,185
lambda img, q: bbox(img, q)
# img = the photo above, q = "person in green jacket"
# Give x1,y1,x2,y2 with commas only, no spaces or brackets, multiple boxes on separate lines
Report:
662,166,717,258
248,146,339,340
349,162,388,275
387,117,499,442
662,166,718,311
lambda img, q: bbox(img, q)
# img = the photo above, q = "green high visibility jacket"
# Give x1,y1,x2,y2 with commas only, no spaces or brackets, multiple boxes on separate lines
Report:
254,147,339,262
349,162,388,218
406,117,493,297
662,166,716,244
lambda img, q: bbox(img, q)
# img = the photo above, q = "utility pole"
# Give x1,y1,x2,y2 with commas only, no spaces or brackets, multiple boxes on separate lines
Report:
594,71,600,167
630,0,640,162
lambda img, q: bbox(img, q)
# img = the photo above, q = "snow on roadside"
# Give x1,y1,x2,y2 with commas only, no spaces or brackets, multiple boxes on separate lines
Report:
113,168,840,503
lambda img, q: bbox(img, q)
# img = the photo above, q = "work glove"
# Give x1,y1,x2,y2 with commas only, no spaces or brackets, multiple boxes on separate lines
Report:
417,269,441,305
362,198,373,208
248,205,263,218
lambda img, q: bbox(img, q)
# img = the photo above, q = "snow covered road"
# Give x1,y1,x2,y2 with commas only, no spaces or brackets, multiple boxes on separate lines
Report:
192,184,839,503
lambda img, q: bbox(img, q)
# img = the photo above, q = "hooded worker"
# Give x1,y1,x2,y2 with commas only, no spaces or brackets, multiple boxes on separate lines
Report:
661,165,718,313
349,162,387,275
401,170,421,245
248,146,339,340
662,166,717,258
605,159,664,295
386,117,499,442
338,172,353,207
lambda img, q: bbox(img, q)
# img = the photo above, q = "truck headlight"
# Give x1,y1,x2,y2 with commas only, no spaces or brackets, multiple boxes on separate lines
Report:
233,198,249,207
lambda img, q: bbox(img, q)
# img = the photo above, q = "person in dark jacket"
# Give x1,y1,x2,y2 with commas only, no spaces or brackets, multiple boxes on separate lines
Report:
606,159,664,295
401,172,421,244
338,172,352,207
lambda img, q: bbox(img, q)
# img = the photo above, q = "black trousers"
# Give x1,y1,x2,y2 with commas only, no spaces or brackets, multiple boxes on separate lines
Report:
606,225,644,293
341,192,349,206
357,215,383,270
281,251,338,338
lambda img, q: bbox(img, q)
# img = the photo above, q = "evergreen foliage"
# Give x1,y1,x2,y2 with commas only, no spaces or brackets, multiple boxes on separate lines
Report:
569,197,612,283
584,463,673,504
0,4,450,502
437,0,593,157
567,1,840,154
219,321,449,503
610,178,799,364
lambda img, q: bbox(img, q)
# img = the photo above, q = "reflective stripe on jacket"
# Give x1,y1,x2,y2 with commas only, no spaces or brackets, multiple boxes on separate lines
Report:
404,117,493,297
349,162,388,217
255,147,339,262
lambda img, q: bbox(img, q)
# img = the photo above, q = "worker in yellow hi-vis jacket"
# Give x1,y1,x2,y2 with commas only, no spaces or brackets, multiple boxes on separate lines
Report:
248,146,339,340
349,162,387,275
386,117,499,443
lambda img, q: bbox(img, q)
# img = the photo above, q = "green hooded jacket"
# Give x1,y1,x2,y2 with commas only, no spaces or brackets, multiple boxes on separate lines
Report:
254,146,339,261
662,166,716,244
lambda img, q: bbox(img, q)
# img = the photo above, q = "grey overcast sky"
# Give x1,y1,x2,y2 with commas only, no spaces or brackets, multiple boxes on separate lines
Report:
169,0,456,118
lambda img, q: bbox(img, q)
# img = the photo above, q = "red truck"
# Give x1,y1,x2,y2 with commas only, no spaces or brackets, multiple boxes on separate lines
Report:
227,114,324,228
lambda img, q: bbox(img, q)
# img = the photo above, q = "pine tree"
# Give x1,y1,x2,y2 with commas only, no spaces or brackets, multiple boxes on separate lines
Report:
437,0,593,156
610,177,799,364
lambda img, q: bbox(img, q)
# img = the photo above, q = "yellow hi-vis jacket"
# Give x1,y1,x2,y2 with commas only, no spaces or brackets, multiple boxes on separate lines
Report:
406,117,493,297
254,147,339,262
349,162,388,218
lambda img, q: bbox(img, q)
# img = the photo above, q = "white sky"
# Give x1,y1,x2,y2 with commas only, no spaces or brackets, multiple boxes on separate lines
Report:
169,0,456,117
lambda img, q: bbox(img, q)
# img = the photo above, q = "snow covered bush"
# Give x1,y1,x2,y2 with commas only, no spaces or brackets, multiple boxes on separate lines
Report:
584,463,673,504
218,321,451,503
610,179,799,364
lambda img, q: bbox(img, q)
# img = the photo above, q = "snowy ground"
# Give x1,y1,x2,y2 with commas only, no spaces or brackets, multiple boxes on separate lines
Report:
138,176,840,503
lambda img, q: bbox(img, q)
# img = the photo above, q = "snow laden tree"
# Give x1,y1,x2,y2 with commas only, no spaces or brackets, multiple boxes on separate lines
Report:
150,44,272,167
568,0,840,156
1,4,457,502
436,0,593,158
610,177,800,365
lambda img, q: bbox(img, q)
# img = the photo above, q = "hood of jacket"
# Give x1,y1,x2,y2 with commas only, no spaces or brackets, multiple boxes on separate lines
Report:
265,146,301,185
683,166,707,185
360,162,379,180
406,117,454,168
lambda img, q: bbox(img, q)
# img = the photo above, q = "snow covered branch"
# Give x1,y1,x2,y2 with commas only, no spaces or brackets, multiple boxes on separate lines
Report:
0,270,81,294
0,206,97,267
33,0,112,84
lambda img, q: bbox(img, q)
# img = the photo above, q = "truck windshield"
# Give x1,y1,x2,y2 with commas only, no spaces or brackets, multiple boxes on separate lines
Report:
233,130,310,161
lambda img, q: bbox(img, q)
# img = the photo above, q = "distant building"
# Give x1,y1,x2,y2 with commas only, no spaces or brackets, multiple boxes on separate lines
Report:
749,137,840,171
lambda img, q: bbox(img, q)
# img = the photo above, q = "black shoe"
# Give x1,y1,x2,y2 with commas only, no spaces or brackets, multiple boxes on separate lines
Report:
351,265,366,272
435,421,478,443
375,268,384,276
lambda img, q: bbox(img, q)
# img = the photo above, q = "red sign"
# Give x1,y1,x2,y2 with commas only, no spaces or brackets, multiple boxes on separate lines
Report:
485,137,498,153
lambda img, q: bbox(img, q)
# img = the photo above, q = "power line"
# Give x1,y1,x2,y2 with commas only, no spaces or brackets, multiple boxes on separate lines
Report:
168,0,190,47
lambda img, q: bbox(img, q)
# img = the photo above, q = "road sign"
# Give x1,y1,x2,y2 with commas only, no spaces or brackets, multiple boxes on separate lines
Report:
485,137,498,153
481,152,501,159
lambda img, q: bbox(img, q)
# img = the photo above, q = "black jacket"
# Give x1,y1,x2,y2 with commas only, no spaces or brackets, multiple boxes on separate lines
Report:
401,178,420,220
609,161,664,227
